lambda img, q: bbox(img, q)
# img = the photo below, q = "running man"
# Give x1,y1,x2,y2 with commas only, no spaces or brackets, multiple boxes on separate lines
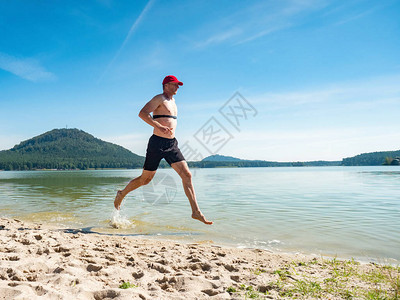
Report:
114,75,213,225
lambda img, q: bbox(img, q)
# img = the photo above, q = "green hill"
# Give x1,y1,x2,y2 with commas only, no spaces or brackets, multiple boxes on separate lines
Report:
0,128,145,170
342,150,400,166
202,154,242,162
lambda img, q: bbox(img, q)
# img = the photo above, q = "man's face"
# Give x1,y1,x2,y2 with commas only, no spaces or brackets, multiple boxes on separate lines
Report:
165,82,180,95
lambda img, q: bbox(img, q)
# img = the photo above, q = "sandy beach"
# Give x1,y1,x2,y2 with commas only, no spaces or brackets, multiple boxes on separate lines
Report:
0,218,398,299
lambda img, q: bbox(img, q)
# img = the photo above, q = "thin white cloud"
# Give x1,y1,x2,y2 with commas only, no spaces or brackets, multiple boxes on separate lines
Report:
194,28,242,49
0,52,56,82
250,74,400,109
323,1,391,27
117,0,155,56
98,0,156,82
234,24,289,45
193,0,326,48
333,6,378,26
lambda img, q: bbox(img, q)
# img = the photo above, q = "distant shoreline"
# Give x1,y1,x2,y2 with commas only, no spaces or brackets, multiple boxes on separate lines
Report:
1,129,399,170
2,164,400,172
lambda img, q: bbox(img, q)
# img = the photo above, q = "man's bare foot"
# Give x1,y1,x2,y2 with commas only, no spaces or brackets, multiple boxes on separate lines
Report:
114,190,124,210
192,212,213,225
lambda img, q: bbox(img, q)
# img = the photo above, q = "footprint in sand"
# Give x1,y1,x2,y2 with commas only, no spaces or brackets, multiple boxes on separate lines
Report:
202,289,219,296
223,264,239,272
93,290,120,299
0,288,22,299
87,264,102,272
148,263,171,274
133,270,144,279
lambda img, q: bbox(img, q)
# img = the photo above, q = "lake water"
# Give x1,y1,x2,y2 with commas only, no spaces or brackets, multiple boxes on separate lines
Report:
0,167,399,263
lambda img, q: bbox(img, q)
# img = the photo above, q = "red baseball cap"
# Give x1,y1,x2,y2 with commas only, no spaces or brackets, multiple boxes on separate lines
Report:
162,75,183,86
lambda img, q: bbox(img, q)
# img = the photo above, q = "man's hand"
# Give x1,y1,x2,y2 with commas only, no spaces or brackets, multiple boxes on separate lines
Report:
157,124,173,136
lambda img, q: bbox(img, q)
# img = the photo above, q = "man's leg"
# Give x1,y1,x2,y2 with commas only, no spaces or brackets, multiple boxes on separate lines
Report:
171,161,213,225
114,170,156,210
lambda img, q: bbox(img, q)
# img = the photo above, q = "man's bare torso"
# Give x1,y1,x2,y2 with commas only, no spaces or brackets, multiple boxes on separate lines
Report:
152,93,177,139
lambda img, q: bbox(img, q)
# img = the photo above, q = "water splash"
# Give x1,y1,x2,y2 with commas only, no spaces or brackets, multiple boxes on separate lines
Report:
109,209,133,229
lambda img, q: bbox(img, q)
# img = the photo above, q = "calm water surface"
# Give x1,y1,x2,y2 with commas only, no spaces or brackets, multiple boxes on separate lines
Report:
0,167,399,263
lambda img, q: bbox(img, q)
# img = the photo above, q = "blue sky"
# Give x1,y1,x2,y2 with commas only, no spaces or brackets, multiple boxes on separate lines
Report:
1,0,399,161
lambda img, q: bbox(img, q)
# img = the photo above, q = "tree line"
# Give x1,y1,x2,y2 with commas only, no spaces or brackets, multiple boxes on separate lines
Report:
342,150,400,166
188,160,340,168
1,128,398,170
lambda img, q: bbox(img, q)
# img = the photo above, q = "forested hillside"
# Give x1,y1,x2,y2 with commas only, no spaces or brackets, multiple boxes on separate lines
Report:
342,150,400,166
0,129,144,170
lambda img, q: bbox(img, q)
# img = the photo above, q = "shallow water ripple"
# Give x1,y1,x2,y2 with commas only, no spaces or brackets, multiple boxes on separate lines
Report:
1,167,399,262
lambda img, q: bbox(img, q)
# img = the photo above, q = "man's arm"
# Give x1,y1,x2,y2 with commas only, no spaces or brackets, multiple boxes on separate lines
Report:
138,95,173,135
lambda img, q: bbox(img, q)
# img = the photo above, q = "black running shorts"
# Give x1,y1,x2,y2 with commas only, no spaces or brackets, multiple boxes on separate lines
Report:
143,135,185,171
